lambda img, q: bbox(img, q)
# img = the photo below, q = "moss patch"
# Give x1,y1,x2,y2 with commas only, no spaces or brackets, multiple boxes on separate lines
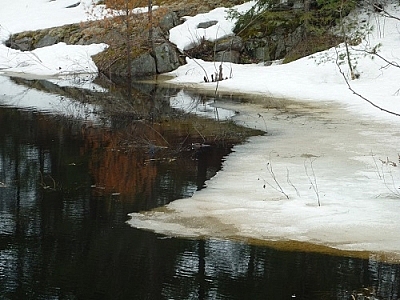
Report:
283,33,342,63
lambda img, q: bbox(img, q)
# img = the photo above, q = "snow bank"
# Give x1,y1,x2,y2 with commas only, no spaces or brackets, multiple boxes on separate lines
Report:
0,0,107,78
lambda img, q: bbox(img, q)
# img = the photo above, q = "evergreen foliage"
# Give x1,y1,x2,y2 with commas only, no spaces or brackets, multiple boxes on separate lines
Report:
230,0,358,36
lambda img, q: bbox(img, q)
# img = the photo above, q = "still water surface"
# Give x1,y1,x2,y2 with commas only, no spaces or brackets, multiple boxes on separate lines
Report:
0,78,400,300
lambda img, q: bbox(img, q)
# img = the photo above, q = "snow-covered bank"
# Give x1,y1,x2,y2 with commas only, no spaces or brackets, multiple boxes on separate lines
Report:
167,1,400,123
128,97,400,261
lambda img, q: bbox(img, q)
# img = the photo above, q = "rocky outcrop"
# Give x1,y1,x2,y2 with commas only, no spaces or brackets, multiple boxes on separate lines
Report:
154,42,181,74
130,52,157,77
214,36,243,63
3,3,311,79
242,25,305,64
181,10,305,65
5,10,184,81
105,42,182,80
5,23,104,51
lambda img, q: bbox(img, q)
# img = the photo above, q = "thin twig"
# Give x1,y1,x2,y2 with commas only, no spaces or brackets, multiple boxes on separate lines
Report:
371,151,382,179
287,168,300,197
304,158,320,206
335,47,400,117
263,161,289,199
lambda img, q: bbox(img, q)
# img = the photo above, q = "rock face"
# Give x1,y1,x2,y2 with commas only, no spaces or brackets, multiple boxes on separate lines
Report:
6,23,99,51
159,11,180,34
154,43,181,74
35,35,59,48
183,13,305,65
5,13,184,80
130,53,157,78
4,5,307,79
242,25,304,63
214,36,243,63
233,10,305,64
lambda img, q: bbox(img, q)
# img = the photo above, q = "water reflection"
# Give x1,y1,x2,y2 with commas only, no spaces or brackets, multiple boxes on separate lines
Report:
163,239,400,299
0,77,399,300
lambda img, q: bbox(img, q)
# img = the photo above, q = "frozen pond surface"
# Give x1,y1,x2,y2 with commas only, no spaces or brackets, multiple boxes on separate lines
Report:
128,96,400,262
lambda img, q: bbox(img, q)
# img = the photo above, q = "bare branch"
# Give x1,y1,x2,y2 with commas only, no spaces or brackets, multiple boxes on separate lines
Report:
335,47,400,117
262,161,289,199
304,158,320,206
352,47,400,69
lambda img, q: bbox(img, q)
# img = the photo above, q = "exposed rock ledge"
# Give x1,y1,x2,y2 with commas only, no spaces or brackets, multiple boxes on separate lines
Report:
4,3,326,81
5,10,184,80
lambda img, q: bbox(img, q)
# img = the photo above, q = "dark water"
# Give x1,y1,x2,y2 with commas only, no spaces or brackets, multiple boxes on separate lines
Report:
1,82,400,300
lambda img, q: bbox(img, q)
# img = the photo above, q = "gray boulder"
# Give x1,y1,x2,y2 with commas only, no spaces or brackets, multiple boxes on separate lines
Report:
215,36,243,52
155,43,181,73
35,35,59,48
214,50,240,63
197,20,218,29
159,11,180,33
130,52,157,77
9,36,33,51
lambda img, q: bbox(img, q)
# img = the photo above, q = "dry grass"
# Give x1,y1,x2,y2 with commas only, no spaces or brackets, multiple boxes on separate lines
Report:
105,0,246,15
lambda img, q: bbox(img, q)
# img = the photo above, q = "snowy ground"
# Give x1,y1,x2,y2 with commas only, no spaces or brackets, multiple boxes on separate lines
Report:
0,0,107,77
1,0,400,261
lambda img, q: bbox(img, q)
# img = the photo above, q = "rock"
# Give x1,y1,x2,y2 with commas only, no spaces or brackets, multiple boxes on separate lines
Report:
154,43,181,73
159,11,180,33
66,1,80,8
35,35,59,48
130,52,157,78
241,22,305,61
293,0,305,10
197,20,218,29
254,46,271,62
215,36,243,52
275,38,287,58
214,50,240,63
151,27,167,42
9,36,33,51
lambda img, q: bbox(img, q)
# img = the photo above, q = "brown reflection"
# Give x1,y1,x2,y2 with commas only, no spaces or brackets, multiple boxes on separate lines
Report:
81,123,161,198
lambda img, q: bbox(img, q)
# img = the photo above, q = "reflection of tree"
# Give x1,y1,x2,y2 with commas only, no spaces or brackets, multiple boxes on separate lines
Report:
163,239,400,299
82,122,159,198
2,94,400,300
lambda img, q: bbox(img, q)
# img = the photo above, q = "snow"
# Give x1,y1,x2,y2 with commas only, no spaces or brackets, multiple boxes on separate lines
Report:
0,0,108,77
169,1,256,51
2,0,400,260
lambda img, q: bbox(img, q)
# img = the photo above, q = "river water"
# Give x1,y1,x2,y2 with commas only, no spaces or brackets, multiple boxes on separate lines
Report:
0,75,399,300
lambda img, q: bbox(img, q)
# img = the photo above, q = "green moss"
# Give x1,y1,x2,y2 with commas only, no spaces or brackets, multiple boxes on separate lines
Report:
235,10,301,41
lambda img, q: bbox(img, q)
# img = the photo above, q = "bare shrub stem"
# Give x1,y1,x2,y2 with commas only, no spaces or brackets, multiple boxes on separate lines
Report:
304,158,320,206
